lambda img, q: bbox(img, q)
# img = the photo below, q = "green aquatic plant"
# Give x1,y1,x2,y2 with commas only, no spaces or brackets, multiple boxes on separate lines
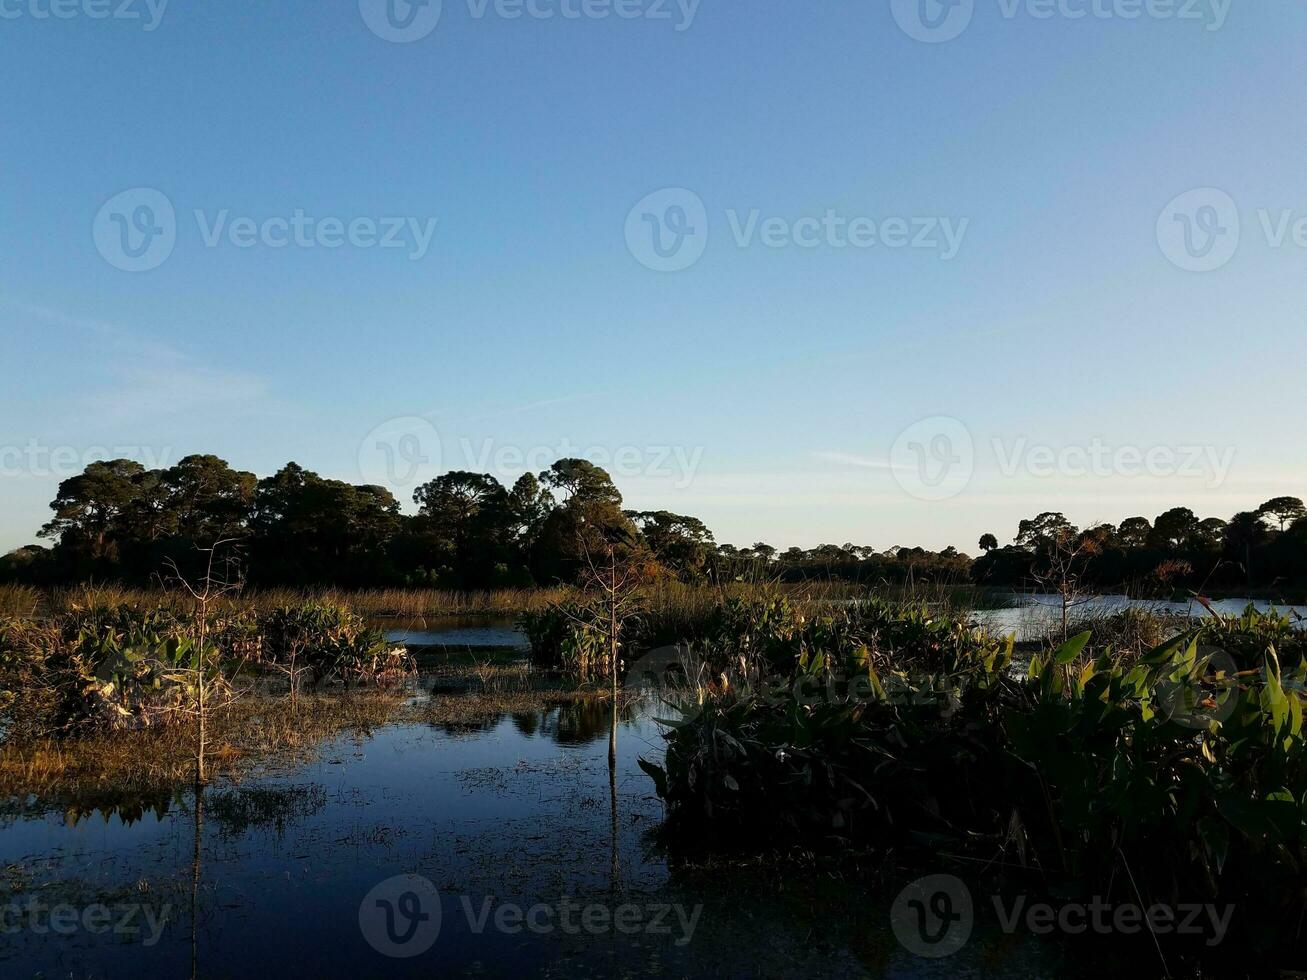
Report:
260,602,413,686
641,602,1307,963
522,603,614,680
0,607,228,735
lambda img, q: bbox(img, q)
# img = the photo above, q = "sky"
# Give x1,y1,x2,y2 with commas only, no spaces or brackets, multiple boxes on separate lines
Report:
2,0,1305,555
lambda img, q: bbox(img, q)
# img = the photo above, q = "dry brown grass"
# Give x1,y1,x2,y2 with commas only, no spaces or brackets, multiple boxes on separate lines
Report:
3,584,572,620
4,580,993,626
0,688,403,804
0,584,42,618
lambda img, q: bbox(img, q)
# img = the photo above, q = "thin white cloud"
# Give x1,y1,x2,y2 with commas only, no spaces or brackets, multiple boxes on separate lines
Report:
5,298,284,428
810,450,904,471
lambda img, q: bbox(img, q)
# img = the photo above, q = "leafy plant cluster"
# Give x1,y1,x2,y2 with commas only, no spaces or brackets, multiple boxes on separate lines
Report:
0,607,222,736
642,600,1307,959
0,601,412,738
260,602,414,686
522,603,618,680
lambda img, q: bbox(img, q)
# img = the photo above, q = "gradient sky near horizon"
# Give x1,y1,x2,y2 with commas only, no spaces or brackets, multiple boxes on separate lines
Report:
2,0,1305,555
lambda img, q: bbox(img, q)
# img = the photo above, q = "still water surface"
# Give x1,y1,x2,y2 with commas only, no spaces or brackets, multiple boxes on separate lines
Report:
0,613,1230,977
975,593,1306,640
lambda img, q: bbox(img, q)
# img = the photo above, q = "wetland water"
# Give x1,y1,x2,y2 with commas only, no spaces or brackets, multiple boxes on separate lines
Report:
0,615,1229,978
974,593,1306,640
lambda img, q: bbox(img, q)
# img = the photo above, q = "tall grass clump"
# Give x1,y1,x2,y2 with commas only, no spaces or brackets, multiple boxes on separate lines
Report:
641,600,1307,967
0,584,42,618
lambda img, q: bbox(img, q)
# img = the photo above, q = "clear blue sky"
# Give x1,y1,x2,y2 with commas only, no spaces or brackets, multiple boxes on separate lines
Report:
2,0,1304,554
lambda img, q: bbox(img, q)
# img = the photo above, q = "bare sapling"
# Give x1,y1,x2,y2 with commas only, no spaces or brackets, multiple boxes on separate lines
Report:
165,539,245,786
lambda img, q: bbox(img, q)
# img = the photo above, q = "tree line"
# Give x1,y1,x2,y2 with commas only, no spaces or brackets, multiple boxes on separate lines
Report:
972,500,1307,593
1,453,1303,593
0,455,720,587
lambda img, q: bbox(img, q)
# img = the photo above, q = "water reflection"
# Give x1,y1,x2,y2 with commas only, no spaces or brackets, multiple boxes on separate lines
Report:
204,784,327,839
0,789,182,828
378,614,528,650
423,695,642,746
0,686,1096,979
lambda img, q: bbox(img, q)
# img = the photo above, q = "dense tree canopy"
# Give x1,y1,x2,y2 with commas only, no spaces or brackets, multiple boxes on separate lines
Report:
975,502,1307,594
6,453,1305,592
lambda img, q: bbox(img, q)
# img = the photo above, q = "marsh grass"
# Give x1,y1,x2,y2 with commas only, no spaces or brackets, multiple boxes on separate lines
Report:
1057,605,1188,660
0,584,42,618
0,688,404,807
27,585,573,619
6,580,996,625
0,644,615,808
